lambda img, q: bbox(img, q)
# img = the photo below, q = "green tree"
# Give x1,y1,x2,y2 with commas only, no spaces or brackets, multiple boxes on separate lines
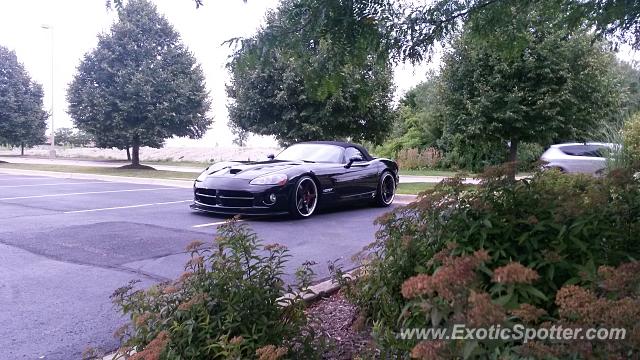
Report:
0,46,47,155
107,0,640,62
69,130,94,147
54,128,74,147
616,61,640,118
226,0,395,146
438,27,623,169
374,78,444,158
67,0,211,167
351,0,640,62
53,127,95,147
227,0,639,64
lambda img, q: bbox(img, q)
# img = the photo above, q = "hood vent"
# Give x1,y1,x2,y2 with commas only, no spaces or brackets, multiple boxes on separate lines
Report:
229,168,243,174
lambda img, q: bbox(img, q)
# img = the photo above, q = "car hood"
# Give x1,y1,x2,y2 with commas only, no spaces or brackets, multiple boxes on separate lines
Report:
200,160,301,180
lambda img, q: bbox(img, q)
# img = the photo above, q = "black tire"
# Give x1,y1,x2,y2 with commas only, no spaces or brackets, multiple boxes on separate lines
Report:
289,176,319,218
374,171,396,207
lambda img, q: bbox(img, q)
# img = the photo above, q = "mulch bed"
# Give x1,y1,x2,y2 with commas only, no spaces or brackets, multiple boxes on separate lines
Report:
118,164,156,170
305,290,379,359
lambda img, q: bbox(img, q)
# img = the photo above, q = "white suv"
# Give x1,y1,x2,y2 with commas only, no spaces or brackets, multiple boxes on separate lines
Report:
540,142,619,175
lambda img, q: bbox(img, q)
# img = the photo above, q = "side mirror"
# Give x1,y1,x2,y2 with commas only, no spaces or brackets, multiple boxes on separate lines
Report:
267,154,275,160
345,155,363,168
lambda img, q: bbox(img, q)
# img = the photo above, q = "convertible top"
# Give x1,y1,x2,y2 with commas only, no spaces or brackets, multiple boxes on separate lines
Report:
299,141,374,161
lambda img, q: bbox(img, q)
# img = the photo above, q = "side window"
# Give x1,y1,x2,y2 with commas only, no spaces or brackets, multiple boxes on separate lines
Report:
560,145,607,157
344,147,364,162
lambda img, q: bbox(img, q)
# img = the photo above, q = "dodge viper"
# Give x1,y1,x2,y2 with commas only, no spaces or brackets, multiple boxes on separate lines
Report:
190,141,399,218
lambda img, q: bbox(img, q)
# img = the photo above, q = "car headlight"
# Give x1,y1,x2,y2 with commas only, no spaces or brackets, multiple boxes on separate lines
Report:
196,170,209,182
250,173,288,185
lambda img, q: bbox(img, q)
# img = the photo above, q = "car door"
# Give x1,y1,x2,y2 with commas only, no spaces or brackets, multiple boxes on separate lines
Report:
562,145,607,174
333,147,379,199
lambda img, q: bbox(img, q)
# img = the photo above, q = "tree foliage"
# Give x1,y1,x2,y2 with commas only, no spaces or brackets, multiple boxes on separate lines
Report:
356,0,640,62
0,45,47,149
226,0,395,146
374,78,443,158
231,0,640,64
54,127,94,147
616,61,640,118
107,0,640,63
68,0,211,166
379,13,630,171
438,27,623,166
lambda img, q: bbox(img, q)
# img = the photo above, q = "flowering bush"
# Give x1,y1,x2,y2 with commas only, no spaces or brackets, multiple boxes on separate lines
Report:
398,250,640,359
111,219,318,360
513,260,640,359
337,165,640,356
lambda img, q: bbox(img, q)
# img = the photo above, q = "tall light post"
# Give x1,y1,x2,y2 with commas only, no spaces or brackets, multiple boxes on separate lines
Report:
41,24,55,157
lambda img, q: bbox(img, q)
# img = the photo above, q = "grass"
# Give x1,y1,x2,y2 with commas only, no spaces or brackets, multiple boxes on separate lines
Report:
0,163,199,180
399,168,532,178
396,182,481,195
144,160,210,168
0,154,210,168
396,182,437,195
0,162,476,197
399,169,474,177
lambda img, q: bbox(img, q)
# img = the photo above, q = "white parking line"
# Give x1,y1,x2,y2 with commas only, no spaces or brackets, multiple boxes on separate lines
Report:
0,177,53,181
0,187,183,200
64,200,192,213
0,181,105,188
192,219,243,228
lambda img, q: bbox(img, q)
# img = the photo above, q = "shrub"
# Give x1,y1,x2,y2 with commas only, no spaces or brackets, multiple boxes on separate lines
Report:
623,112,640,168
111,219,318,359
395,147,442,170
542,261,640,359
438,135,507,172
516,142,544,171
337,165,640,354
397,249,640,359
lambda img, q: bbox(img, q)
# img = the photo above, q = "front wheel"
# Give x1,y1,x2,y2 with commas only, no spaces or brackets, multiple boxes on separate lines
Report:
374,171,396,207
289,176,319,218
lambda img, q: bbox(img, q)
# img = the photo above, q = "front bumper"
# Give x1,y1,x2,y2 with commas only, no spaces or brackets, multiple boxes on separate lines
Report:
191,177,291,216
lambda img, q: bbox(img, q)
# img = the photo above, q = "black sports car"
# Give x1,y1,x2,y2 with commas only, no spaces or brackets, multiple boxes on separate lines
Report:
190,141,399,218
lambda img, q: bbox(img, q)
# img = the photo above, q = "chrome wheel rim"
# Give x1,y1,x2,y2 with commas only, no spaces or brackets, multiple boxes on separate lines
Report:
296,178,318,216
381,173,395,205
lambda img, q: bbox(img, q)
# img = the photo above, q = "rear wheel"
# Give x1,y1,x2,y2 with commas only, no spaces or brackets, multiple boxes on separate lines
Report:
374,171,396,207
289,176,318,218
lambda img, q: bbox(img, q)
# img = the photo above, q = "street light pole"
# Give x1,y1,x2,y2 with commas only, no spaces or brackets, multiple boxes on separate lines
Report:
41,24,55,158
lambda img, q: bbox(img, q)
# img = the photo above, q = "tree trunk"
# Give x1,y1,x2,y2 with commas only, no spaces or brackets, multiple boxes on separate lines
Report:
21,142,24,156
126,147,131,161
508,138,519,179
131,135,140,167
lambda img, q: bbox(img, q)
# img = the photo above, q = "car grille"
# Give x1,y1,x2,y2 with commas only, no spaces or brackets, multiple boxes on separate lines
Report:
195,188,255,208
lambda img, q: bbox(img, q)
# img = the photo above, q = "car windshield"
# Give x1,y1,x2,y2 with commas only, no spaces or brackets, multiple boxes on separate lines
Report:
275,144,345,163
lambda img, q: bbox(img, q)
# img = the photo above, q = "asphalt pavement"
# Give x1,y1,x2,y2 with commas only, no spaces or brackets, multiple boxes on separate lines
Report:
0,171,399,360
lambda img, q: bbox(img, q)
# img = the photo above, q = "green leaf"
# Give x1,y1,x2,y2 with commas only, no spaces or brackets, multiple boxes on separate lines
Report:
462,340,479,359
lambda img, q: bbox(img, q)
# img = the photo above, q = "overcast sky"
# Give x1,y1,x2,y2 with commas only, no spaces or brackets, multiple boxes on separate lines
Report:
0,0,433,148
1,1,636,148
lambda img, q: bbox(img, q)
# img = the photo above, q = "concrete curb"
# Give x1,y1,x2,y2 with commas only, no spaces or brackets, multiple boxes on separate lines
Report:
0,168,194,188
281,269,359,305
394,194,418,203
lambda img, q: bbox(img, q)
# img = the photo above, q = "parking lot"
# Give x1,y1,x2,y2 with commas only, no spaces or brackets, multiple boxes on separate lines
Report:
0,171,398,359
